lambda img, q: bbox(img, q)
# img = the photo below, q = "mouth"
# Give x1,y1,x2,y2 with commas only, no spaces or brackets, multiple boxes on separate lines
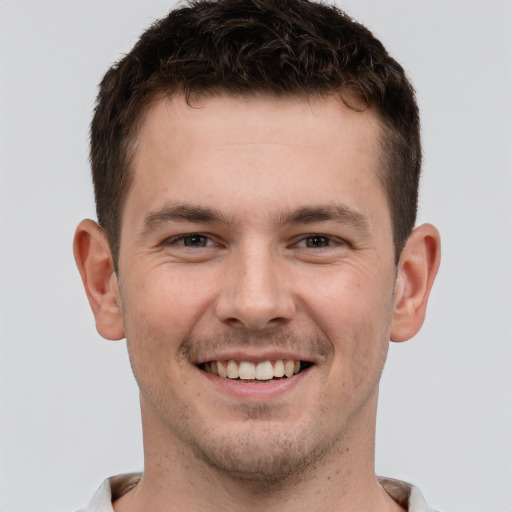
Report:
200,359,313,383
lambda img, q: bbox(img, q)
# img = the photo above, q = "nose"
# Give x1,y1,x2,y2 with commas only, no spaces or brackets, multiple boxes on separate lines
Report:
214,245,296,330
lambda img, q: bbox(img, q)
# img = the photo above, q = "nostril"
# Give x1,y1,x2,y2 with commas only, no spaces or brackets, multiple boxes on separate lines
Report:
220,314,290,331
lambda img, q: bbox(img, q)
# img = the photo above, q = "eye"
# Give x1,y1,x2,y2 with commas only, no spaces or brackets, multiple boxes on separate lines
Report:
170,234,213,247
297,235,338,248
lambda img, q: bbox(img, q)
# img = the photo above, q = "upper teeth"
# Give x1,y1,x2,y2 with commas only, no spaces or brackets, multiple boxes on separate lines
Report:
204,360,301,380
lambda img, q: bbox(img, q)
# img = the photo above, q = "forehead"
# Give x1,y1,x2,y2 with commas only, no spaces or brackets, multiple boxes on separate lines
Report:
125,93,388,228
135,92,382,155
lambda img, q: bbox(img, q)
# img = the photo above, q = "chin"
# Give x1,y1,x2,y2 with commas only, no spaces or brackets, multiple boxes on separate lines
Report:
183,421,342,483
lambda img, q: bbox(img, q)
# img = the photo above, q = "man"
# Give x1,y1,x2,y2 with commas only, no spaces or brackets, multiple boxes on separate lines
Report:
73,0,441,510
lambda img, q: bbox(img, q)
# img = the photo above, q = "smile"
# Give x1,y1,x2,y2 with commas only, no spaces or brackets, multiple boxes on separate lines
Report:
201,359,312,381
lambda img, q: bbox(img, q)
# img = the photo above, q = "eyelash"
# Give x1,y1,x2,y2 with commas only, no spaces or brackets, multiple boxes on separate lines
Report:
165,233,344,249
166,234,216,248
294,234,344,249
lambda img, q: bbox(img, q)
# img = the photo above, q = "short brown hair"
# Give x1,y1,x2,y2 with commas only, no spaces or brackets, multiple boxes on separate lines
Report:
90,0,421,265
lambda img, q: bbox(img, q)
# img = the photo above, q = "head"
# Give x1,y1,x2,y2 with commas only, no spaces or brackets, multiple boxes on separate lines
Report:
90,0,421,268
75,0,440,488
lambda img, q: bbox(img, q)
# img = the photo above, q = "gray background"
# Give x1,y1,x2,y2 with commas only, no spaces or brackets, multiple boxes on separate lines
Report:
0,1,511,511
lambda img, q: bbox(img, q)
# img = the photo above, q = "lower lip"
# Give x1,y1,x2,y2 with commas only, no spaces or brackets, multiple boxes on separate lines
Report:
200,367,310,400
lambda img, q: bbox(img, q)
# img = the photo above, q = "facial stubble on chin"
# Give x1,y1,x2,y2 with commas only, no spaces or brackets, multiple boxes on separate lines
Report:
168,330,348,484
131,326,387,485
167,389,345,485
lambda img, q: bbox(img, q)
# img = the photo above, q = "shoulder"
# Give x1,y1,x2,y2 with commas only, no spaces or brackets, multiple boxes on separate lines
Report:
75,473,142,512
379,476,442,512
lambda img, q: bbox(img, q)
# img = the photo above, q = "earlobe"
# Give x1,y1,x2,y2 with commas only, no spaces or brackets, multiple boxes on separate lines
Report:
390,223,441,342
73,219,125,341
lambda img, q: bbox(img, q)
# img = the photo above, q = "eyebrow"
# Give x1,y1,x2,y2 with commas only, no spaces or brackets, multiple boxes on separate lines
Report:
275,205,370,233
140,203,233,236
140,202,370,236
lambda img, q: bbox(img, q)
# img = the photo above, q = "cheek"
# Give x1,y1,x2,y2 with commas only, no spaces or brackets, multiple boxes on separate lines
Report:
125,266,215,331
119,269,214,380
299,264,394,332
297,265,394,379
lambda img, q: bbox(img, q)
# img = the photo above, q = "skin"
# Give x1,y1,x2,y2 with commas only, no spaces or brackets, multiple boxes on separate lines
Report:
74,94,440,512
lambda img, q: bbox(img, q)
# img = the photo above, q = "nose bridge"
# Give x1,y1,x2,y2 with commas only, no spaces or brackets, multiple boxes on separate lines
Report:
215,240,294,329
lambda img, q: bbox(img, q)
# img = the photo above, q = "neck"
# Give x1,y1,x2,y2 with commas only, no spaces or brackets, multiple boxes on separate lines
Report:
113,399,404,512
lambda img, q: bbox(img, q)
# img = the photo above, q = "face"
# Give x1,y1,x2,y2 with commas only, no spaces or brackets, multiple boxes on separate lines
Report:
116,94,398,480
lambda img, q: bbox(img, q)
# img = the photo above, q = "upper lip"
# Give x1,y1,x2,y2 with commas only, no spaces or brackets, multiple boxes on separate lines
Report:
194,349,314,365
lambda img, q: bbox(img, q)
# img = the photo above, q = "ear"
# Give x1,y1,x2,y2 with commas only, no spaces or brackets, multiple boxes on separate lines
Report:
73,219,125,340
390,223,441,342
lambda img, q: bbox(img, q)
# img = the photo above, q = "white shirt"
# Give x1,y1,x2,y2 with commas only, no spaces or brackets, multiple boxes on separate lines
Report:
76,473,440,511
